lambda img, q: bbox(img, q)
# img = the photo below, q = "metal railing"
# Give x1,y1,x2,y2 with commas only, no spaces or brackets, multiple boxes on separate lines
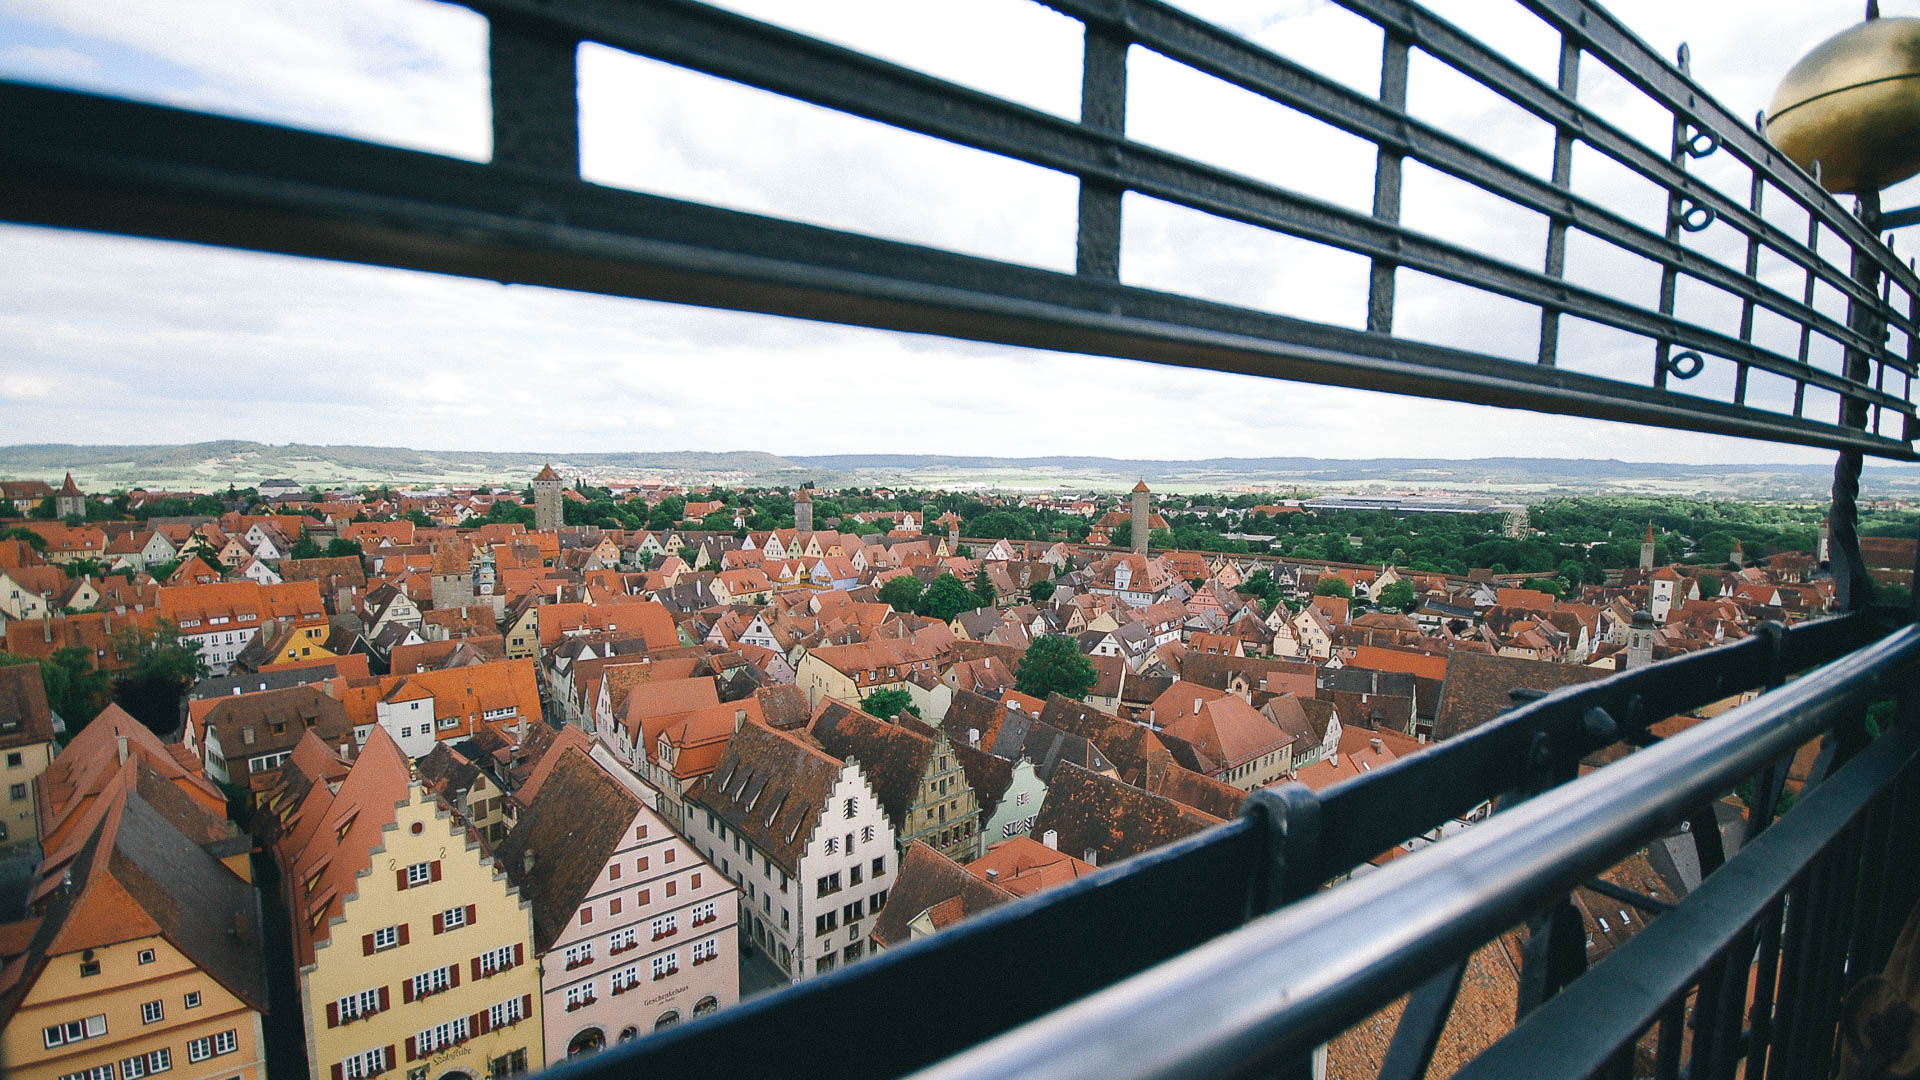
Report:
5,0,1920,1077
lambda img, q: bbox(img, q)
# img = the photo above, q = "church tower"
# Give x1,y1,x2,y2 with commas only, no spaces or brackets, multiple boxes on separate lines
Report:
532,464,563,531
1131,480,1150,556
1624,609,1657,670
1639,522,1655,572
795,486,813,533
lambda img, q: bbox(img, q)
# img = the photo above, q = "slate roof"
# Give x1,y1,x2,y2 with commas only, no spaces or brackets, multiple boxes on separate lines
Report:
692,720,844,875
949,741,1015,821
989,711,1112,783
496,747,642,953
1029,762,1219,866
1432,652,1610,740
869,841,1013,947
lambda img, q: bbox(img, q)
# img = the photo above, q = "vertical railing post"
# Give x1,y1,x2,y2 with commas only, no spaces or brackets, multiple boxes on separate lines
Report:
1076,21,1128,281
487,13,580,175
1366,31,1410,335
1537,34,1580,366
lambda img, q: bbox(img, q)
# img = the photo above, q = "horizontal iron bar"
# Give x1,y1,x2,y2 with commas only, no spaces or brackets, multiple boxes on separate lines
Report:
1521,0,1920,306
906,624,1920,1080
4,84,1910,458
1305,612,1876,878
1337,0,1919,348
461,0,1909,413
1047,0,1888,364
1453,721,1920,1080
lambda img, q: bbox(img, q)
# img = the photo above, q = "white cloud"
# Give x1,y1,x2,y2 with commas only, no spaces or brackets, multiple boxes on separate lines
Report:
2,0,1916,471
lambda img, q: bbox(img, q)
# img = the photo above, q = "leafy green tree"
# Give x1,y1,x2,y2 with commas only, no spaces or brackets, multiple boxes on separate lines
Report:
917,574,976,623
1029,578,1056,603
861,688,920,720
1,649,110,730
1313,578,1353,599
189,493,225,516
972,566,997,609
289,531,324,560
1374,579,1418,613
324,538,364,559
1698,575,1723,599
404,509,432,529
3,526,46,552
29,496,56,520
1014,634,1099,701
62,558,104,580
110,619,210,736
876,575,924,613
1523,577,1565,598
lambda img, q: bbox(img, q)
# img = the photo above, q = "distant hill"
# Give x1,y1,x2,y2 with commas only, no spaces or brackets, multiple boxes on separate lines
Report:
2,443,1916,500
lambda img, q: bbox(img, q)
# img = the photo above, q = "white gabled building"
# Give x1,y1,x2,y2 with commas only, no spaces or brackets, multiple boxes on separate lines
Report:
685,721,896,981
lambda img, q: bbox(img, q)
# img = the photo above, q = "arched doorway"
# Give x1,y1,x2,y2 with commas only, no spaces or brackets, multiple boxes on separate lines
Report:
654,1010,681,1031
693,996,719,1017
617,1026,639,1043
566,1028,605,1057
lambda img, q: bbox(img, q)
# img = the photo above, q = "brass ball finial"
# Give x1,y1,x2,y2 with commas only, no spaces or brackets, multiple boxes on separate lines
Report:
1764,17,1920,194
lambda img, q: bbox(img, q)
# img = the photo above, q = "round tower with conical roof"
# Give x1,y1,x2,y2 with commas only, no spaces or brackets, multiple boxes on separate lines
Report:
532,464,563,531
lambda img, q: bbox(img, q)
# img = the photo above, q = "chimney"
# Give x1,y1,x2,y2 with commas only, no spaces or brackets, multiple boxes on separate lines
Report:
734,709,747,732
1042,829,1058,850
1193,697,1203,714
1370,737,1384,753
116,736,129,765
985,868,999,882
523,850,536,876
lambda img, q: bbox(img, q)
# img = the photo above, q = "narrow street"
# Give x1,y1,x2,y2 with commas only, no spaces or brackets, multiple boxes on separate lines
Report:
252,851,312,1080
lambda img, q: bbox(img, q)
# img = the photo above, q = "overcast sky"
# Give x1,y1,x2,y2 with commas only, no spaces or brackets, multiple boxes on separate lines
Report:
3,0,1918,465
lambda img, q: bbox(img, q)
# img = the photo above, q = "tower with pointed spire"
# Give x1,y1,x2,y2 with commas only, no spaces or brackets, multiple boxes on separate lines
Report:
1640,522,1656,572
54,473,84,520
1131,480,1151,556
1730,537,1745,569
794,485,813,533
532,463,563,531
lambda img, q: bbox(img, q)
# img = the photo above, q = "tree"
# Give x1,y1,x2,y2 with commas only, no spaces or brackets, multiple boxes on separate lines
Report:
972,566,997,609
1374,580,1418,613
1014,634,1099,701
29,496,56,520
861,688,920,720
0,649,109,730
917,574,976,623
1523,577,1565,598
876,575,924,613
3,526,46,552
289,530,324,560
404,509,432,529
110,619,209,736
324,538,364,559
1698,575,1723,599
1029,578,1056,603
1314,578,1353,599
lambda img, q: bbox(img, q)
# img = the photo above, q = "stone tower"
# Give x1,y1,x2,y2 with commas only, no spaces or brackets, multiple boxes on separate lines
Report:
1624,609,1656,670
1818,517,1831,563
55,473,84,520
532,464,563,532
1730,537,1745,569
1131,480,1150,556
795,486,813,533
1639,522,1655,572
429,540,474,613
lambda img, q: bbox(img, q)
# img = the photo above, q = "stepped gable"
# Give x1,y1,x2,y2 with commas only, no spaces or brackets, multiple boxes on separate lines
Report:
808,700,934,828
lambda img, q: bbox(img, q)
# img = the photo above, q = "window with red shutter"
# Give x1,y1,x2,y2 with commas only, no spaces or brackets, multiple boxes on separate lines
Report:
332,1064,345,1080
448,965,459,987
429,860,442,882
665,848,676,864
362,933,375,956
470,956,481,981
520,993,532,1017
635,825,647,840
693,872,702,888
640,889,650,905
405,1036,418,1062
326,1002,340,1028
432,912,445,934
513,943,524,965
638,856,648,872
472,1010,489,1035
396,868,409,890
403,982,415,1004
385,1045,396,1073
610,897,622,916
397,924,410,946
667,880,677,898
580,905,593,925
464,904,476,926
610,863,622,880
378,986,390,1011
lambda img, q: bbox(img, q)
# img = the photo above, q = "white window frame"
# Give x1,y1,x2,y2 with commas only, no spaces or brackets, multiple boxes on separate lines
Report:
338,987,381,1022
487,996,525,1029
416,1016,470,1056
43,1014,107,1049
342,1046,387,1080
441,905,467,931
140,999,163,1024
372,924,399,951
478,944,515,975
410,965,452,999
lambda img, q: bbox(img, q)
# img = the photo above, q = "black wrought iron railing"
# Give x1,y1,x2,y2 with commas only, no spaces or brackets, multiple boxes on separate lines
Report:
5,0,1920,1078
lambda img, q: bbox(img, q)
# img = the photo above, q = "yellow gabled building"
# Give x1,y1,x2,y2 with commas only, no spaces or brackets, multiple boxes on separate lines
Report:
0,752,269,1080
270,726,544,1080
